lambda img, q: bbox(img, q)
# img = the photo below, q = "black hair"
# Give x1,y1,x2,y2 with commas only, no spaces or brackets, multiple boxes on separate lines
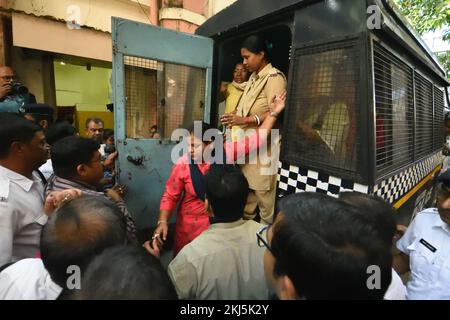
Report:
103,129,114,142
241,34,272,62
0,113,42,158
66,245,177,300
30,113,54,127
436,181,450,199
272,193,392,300
85,117,104,129
40,196,127,288
339,192,397,247
205,165,249,221
20,103,55,127
185,121,217,142
51,136,100,179
45,122,77,146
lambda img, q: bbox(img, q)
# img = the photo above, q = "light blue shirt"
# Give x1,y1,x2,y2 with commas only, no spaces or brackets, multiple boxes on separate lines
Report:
397,208,450,300
0,94,26,113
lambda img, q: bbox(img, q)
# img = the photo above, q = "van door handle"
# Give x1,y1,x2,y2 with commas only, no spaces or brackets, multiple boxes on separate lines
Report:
127,155,144,166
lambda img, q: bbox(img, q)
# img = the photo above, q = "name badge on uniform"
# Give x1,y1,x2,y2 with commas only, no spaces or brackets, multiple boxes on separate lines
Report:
419,238,437,253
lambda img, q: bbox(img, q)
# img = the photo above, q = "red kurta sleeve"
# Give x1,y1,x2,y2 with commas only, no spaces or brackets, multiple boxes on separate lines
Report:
224,130,262,163
159,161,186,212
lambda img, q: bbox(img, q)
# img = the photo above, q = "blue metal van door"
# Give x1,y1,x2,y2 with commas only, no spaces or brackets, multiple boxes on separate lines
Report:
112,17,213,230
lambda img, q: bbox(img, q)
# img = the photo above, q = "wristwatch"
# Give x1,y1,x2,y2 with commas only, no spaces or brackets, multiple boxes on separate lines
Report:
269,111,279,118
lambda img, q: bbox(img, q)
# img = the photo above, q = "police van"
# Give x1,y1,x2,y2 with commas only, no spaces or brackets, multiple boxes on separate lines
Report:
112,0,450,229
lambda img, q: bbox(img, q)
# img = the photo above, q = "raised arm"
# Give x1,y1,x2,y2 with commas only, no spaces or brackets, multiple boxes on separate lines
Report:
224,91,287,162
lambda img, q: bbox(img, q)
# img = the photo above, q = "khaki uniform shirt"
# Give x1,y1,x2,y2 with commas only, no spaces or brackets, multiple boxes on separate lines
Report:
168,219,269,300
235,63,286,190
0,166,46,266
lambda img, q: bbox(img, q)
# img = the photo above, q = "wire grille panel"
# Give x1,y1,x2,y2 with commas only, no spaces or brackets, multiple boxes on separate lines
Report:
373,42,414,176
415,72,434,158
124,56,158,139
162,63,205,137
433,86,445,150
124,55,206,139
283,40,360,178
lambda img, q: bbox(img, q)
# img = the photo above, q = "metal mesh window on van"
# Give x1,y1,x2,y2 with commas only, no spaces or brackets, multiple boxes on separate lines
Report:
123,56,205,139
124,56,158,139
373,42,414,176
415,72,434,159
434,86,445,150
283,40,360,178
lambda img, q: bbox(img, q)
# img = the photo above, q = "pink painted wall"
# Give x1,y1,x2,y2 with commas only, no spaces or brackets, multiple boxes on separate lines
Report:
182,0,207,16
160,19,198,34
159,0,209,34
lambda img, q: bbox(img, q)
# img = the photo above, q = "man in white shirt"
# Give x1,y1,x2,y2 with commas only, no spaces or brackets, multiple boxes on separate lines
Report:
166,165,269,300
394,169,450,300
0,196,127,300
0,113,49,267
19,103,55,180
0,258,61,300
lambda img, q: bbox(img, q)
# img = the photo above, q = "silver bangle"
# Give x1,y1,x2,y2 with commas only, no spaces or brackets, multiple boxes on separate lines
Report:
254,114,261,126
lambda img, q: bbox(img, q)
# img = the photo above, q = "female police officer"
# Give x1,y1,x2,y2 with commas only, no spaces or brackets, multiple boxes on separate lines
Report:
221,35,286,224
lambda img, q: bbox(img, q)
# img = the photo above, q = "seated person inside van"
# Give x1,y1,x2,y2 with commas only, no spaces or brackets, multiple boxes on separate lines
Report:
297,100,350,162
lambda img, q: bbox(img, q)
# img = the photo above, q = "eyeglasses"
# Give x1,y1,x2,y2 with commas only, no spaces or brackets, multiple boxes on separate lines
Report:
0,76,15,81
256,225,273,254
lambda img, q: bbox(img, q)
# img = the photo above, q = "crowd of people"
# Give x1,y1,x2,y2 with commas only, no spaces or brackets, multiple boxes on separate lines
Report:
0,34,449,301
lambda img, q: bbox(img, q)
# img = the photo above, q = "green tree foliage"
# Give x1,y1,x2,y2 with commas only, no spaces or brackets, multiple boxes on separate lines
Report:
394,0,450,77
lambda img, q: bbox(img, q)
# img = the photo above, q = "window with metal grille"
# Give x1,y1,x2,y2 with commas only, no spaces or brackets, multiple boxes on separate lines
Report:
124,55,205,139
415,72,434,159
434,86,445,150
373,42,414,176
283,40,359,177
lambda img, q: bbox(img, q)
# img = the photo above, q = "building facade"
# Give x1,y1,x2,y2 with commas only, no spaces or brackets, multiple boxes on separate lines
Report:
0,0,236,130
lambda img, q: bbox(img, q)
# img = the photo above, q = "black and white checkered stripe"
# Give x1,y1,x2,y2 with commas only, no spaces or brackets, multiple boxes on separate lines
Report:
277,162,369,197
373,152,443,203
277,152,442,202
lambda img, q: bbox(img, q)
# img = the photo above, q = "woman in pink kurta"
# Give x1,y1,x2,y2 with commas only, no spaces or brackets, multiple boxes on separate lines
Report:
152,91,286,257
159,156,210,256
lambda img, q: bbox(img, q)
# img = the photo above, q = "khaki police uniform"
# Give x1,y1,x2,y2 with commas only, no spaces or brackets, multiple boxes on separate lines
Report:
235,63,286,224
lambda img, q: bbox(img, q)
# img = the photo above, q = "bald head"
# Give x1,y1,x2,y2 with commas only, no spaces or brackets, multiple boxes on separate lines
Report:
40,196,127,287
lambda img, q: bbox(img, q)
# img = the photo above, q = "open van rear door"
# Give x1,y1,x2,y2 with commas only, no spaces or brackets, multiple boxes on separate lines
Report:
112,17,213,229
